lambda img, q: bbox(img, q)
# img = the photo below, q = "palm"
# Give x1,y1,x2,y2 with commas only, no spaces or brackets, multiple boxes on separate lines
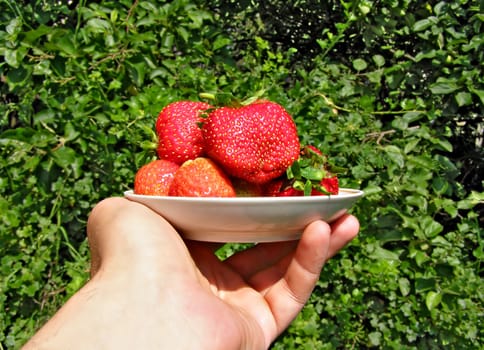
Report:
183,233,330,349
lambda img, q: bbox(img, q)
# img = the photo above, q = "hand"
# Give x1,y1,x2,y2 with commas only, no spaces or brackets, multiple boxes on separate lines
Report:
23,197,359,350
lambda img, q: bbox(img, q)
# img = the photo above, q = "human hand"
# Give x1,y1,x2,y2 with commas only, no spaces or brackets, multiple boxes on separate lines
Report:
24,197,359,350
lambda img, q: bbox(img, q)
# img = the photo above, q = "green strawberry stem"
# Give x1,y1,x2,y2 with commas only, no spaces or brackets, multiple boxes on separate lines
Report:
199,90,266,107
286,145,346,195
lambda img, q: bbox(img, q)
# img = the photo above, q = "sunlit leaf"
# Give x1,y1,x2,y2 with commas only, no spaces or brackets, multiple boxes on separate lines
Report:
426,291,442,311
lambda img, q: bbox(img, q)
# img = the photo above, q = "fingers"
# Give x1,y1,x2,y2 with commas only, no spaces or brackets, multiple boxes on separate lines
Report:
255,220,331,342
223,214,359,282
327,214,360,258
247,214,359,294
248,220,331,295
223,240,299,281
237,215,359,340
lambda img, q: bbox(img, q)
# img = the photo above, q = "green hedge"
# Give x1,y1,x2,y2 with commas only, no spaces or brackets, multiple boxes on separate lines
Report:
1,1,482,349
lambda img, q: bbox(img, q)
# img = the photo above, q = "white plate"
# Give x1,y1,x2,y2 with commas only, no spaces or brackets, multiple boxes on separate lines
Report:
124,189,363,243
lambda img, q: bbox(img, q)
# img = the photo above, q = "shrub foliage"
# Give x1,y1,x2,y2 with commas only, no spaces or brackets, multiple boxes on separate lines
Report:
1,0,482,349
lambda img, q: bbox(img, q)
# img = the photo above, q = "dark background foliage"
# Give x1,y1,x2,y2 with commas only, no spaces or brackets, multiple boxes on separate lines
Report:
1,0,482,349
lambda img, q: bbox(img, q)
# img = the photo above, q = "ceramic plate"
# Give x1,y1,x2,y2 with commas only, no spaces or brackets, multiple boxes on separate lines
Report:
124,188,363,242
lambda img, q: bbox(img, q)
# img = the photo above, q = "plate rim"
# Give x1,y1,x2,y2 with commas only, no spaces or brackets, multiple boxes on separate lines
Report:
124,188,364,203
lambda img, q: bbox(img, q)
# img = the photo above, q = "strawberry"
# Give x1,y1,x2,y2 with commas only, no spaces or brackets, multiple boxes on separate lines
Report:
231,178,264,197
202,100,300,184
168,157,236,197
320,176,339,195
155,101,212,164
266,145,341,196
134,159,180,196
273,176,339,196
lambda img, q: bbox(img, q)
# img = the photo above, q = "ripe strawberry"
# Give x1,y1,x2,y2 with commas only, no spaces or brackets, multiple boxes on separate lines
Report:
260,177,285,196
202,100,300,184
134,159,180,196
155,101,212,164
276,186,302,197
268,145,341,196
320,176,339,195
168,157,236,197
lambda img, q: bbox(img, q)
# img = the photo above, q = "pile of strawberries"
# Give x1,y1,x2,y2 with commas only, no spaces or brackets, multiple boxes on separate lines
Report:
133,99,339,197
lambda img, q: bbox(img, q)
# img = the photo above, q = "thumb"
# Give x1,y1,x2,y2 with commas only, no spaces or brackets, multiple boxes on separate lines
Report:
86,197,192,277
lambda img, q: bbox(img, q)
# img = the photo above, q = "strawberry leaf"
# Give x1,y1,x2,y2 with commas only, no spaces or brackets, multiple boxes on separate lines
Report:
293,180,306,191
240,89,266,106
300,167,325,181
303,180,313,196
282,144,342,196
199,91,241,107
200,91,268,108
287,161,300,179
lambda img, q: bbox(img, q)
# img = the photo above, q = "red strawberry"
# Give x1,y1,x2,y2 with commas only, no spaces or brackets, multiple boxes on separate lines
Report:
261,177,286,196
168,157,236,197
202,100,300,184
273,177,339,196
320,176,339,195
134,159,180,195
155,101,212,164
277,186,302,197
267,145,341,196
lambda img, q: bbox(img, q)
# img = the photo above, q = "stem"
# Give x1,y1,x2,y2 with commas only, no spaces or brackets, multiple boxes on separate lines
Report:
199,92,216,100
315,93,426,116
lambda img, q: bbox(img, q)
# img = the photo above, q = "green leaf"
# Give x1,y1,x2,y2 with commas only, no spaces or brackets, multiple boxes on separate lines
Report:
457,191,483,210
126,59,146,87
6,66,32,86
0,127,35,143
437,198,458,218
431,236,452,248
455,92,472,106
415,251,430,267
287,161,300,179
402,111,424,123
399,277,411,296
4,47,28,68
433,138,453,152
24,24,52,43
50,146,83,178
371,245,400,261
413,17,437,32
432,177,449,195
86,18,111,33
420,216,444,238
53,33,77,56
404,138,420,154
468,87,484,105
426,291,442,311
362,184,382,196
368,332,382,346
177,26,189,42
383,145,405,167
213,36,231,51
352,58,367,71
372,54,385,67
430,82,459,94
300,167,324,181
6,17,22,35
64,122,80,142
303,180,312,196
